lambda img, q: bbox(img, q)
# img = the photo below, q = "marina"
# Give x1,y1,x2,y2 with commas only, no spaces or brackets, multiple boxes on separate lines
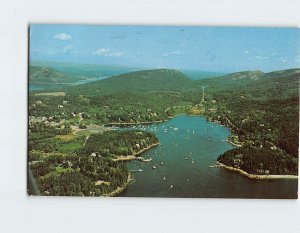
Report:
119,115,298,198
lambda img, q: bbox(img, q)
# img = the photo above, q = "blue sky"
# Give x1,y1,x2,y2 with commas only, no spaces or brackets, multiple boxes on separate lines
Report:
30,24,300,72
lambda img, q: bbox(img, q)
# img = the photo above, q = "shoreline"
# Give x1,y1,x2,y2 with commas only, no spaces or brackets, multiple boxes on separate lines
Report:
225,138,242,147
103,120,165,127
103,173,133,197
112,142,159,162
205,118,243,147
103,112,187,127
216,161,298,180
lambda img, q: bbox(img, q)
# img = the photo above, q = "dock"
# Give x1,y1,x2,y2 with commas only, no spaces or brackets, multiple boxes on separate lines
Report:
136,157,153,162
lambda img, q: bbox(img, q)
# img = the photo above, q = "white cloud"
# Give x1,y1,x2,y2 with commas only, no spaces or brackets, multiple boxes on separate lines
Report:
54,33,72,40
295,55,300,63
254,55,269,60
94,48,110,55
280,57,287,63
63,44,73,53
244,50,250,54
93,48,124,57
163,51,183,57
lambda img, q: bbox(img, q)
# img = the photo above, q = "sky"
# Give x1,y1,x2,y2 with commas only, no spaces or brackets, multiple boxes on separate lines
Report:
30,24,300,72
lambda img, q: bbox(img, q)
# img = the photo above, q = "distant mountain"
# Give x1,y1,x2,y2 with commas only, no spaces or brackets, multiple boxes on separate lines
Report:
30,61,140,78
199,68,299,95
29,66,74,84
221,70,264,80
67,69,195,95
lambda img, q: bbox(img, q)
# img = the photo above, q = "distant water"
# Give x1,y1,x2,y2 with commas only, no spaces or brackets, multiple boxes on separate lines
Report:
28,76,109,92
119,115,298,198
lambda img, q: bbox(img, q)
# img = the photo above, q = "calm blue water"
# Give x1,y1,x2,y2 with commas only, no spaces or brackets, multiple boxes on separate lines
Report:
119,115,298,198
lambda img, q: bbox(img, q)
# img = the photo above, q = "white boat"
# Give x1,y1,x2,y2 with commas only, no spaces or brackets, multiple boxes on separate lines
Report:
152,165,157,169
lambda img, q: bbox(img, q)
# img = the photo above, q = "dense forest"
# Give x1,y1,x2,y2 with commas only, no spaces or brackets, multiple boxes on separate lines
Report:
218,145,298,175
80,130,158,157
28,66,299,196
29,151,128,196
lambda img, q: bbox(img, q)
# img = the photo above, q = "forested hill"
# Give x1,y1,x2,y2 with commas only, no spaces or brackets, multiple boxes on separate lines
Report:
66,69,195,95
198,68,299,90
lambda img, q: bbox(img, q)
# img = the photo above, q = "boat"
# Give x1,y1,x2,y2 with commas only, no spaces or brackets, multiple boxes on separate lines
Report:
185,157,188,160
192,160,195,164
129,169,143,172
163,176,166,181
152,165,157,169
160,162,164,165
170,185,174,189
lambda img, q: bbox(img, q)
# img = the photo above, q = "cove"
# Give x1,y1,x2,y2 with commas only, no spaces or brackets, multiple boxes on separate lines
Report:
119,115,297,198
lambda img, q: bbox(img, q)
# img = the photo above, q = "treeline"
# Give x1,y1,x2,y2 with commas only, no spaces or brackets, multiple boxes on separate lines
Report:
218,145,298,175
